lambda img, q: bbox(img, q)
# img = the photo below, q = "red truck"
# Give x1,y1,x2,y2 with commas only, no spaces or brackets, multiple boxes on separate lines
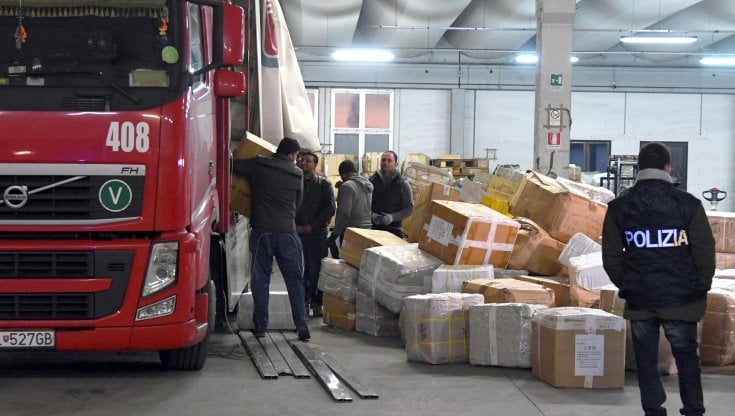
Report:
0,0,247,370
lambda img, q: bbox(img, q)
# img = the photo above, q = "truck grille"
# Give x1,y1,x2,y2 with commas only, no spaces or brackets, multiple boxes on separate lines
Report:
0,251,133,320
0,294,93,319
0,252,93,277
0,164,145,224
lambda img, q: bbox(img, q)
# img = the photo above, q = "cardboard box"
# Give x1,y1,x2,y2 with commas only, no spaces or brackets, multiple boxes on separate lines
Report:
419,200,520,267
707,211,735,254
230,132,277,216
340,227,408,269
508,218,565,276
462,278,555,306
486,175,521,201
361,152,383,176
403,182,461,243
515,275,571,307
323,153,358,177
716,252,735,269
403,293,485,364
403,162,455,200
481,195,511,216
322,293,356,331
469,303,548,368
531,307,626,389
400,153,431,174
702,279,735,366
509,171,607,243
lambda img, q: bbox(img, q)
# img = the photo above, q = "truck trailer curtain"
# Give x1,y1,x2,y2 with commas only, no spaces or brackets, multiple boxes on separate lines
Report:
259,0,319,151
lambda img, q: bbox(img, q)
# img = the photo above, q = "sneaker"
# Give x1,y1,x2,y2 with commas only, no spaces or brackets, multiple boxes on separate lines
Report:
297,326,311,342
312,304,322,318
253,330,266,338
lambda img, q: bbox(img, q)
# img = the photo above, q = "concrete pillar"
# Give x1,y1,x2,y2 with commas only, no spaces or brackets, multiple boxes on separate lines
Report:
533,0,575,176
450,88,465,156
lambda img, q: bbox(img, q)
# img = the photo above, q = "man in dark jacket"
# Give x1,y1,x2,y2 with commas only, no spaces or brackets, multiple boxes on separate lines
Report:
296,151,335,318
602,142,715,416
232,137,310,342
369,151,413,238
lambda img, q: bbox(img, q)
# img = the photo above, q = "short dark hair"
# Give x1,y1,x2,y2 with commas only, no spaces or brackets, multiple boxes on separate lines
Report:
338,160,357,175
276,137,301,155
638,142,671,170
382,150,398,164
300,151,318,164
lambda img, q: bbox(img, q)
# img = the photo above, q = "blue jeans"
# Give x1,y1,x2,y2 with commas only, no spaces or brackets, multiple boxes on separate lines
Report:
300,230,328,307
631,318,704,416
249,228,307,332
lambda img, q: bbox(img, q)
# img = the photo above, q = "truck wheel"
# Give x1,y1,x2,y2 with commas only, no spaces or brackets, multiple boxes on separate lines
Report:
159,280,213,370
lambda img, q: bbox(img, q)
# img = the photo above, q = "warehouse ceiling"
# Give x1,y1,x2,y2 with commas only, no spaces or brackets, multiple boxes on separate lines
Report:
280,0,735,68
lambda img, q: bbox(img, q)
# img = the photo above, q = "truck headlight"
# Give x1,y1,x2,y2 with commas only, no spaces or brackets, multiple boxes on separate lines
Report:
142,242,178,297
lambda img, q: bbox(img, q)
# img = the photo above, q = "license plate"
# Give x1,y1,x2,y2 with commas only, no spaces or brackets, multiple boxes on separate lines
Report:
0,331,55,348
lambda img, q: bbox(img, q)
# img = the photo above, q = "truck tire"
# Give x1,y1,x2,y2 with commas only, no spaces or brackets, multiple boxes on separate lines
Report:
159,280,213,371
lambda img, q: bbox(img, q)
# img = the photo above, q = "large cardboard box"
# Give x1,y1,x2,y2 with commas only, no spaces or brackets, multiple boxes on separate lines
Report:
361,152,383,176
531,307,626,389
707,211,735,254
403,162,455,200
509,171,607,243
716,252,735,269
323,293,356,331
403,182,461,243
515,275,571,307
702,279,735,366
340,227,408,269
508,218,565,275
230,132,277,217
462,278,555,306
486,175,521,201
419,200,520,267
469,303,548,368
403,293,484,364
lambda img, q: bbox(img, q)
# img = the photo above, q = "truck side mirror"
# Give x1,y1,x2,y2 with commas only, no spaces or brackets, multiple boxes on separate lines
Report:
214,69,246,98
221,4,245,66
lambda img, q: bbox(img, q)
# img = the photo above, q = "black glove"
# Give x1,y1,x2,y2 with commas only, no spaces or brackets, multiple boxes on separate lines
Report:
325,234,337,247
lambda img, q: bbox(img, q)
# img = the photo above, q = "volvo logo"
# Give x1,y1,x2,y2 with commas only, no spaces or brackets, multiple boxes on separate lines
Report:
3,185,29,209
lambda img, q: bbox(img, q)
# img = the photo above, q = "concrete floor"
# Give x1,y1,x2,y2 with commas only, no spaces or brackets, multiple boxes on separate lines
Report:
1,319,735,416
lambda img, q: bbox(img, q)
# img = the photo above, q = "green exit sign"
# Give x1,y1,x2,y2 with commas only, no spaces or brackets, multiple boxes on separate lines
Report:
550,73,562,90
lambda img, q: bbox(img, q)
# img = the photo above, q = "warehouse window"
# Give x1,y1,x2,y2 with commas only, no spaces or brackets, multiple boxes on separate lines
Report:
330,89,393,159
570,140,610,173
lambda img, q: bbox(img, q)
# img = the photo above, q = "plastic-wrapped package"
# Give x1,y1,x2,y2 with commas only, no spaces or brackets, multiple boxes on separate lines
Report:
402,293,484,364
558,233,601,268
427,264,494,293
458,177,488,204
403,161,454,199
317,258,359,302
568,252,612,308
355,290,401,337
469,303,547,368
556,176,615,204
715,269,735,280
358,243,443,313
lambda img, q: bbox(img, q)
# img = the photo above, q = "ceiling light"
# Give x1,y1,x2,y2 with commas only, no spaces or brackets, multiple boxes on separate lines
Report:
620,35,697,45
514,54,579,64
331,49,394,62
699,56,735,66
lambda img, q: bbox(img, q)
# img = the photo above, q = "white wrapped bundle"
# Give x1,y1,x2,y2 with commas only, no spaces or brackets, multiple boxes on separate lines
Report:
556,176,615,204
358,244,443,313
568,252,612,292
403,293,484,364
469,303,547,368
355,290,401,337
317,258,359,302
428,264,494,293
558,232,601,268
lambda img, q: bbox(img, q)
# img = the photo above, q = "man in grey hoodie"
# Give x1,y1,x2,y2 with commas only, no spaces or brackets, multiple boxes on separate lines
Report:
326,160,373,249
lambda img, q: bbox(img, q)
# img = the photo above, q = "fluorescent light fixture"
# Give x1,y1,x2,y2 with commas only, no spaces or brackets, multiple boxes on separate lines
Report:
514,53,578,64
620,35,697,45
699,56,735,66
331,49,394,62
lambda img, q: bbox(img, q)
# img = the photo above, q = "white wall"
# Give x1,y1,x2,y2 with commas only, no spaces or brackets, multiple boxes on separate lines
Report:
389,89,734,210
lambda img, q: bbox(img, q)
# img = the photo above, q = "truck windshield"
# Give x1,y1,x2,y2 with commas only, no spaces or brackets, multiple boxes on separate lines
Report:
0,0,184,111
